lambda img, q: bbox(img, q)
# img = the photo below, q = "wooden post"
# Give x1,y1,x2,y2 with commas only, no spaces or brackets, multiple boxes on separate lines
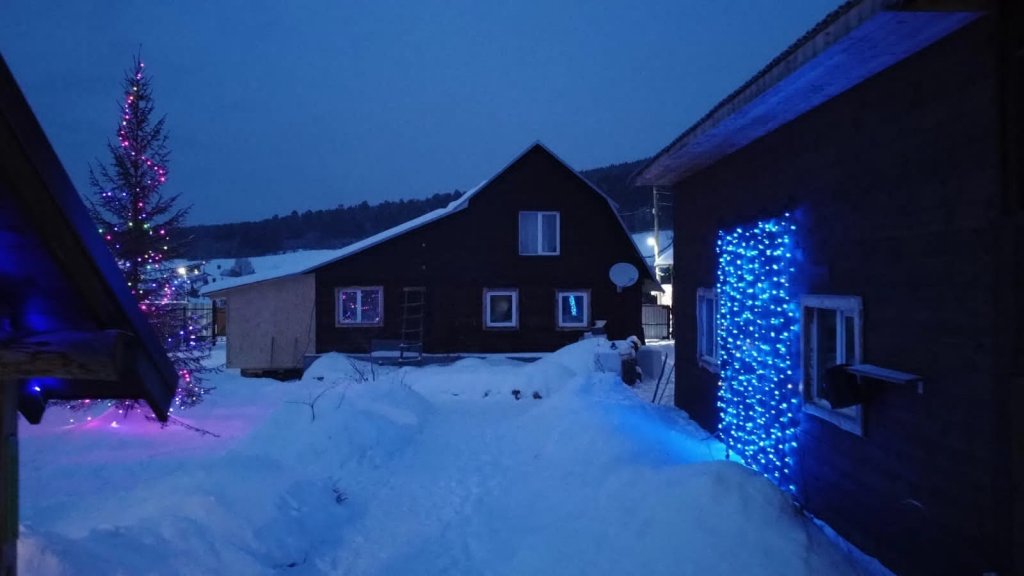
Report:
0,380,16,576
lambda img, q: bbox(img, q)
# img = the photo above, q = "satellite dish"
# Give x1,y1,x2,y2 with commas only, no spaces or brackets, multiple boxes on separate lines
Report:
609,262,639,292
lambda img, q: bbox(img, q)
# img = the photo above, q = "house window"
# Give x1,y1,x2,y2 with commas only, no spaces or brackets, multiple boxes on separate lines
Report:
801,294,863,435
696,288,718,372
336,286,383,326
556,290,589,328
519,211,560,255
484,289,518,329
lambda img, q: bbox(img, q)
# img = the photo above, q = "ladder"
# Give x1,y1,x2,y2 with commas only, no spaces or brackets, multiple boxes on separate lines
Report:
399,287,425,363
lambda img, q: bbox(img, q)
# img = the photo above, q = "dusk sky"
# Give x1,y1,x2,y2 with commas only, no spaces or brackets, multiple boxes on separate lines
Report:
2,1,842,225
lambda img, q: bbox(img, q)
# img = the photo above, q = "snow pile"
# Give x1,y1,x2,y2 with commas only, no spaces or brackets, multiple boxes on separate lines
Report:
19,343,863,575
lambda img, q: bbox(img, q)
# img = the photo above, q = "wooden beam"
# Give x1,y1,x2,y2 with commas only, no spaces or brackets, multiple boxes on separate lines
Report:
0,330,129,381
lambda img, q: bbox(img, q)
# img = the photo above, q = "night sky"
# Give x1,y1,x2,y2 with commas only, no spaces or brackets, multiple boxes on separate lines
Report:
1,1,842,225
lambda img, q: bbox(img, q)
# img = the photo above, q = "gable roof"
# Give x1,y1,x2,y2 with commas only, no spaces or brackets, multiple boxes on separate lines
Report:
634,0,986,186
1,55,179,422
205,141,657,294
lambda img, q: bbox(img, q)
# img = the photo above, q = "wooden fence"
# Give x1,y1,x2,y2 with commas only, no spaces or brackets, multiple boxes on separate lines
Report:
642,304,672,340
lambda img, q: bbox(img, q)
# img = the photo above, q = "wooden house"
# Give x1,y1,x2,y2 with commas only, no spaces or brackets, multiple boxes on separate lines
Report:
206,143,658,372
1,55,179,574
634,1,1022,574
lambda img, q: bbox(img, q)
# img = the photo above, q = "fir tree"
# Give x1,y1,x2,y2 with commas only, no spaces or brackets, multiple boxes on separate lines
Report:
88,56,212,411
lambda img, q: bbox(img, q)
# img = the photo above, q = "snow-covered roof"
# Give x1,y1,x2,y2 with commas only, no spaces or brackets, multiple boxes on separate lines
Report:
199,250,348,295
204,141,657,294
292,181,487,274
631,230,673,266
201,185,487,295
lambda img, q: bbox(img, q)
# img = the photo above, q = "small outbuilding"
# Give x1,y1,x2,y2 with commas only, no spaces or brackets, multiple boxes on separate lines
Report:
634,1,1021,574
205,143,658,372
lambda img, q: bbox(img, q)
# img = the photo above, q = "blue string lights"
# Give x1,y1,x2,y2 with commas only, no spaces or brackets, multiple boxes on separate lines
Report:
716,213,800,491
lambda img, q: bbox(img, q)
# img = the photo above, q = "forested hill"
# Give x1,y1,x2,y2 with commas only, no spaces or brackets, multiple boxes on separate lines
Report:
180,157,659,260
582,158,658,231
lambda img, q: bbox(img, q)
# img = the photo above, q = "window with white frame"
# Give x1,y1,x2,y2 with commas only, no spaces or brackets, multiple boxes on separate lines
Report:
484,289,518,328
696,288,719,372
556,290,589,328
519,211,560,255
801,294,863,434
336,286,383,326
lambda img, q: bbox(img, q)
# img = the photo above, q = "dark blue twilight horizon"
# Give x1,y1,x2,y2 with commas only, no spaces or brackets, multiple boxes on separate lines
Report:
1,1,842,225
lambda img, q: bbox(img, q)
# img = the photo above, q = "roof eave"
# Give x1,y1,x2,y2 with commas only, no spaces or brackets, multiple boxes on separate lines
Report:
634,0,988,187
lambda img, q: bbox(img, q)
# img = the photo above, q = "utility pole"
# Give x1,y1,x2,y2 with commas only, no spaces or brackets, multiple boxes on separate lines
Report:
651,186,661,272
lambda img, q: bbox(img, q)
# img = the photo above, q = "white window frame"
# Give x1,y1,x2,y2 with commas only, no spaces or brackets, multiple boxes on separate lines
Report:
335,286,384,327
800,294,864,435
696,287,719,373
556,289,589,329
518,211,560,256
484,288,518,329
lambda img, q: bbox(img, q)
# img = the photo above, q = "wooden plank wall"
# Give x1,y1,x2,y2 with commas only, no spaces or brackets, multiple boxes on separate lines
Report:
314,146,649,355
672,17,1008,575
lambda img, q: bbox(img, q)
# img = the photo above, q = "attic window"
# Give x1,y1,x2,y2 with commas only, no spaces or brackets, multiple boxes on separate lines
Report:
519,212,559,255
336,286,383,327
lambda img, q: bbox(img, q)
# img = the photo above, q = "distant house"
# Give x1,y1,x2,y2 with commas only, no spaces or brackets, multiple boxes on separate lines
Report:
634,2,1021,575
205,143,658,372
1,54,179,574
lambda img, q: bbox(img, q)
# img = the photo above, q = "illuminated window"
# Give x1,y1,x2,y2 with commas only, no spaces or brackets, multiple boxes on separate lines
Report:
484,289,518,329
696,288,719,372
336,286,383,326
557,290,589,328
519,211,560,255
801,294,863,435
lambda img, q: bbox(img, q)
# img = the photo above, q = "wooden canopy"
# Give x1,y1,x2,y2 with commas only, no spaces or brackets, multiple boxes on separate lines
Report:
0,54,178,423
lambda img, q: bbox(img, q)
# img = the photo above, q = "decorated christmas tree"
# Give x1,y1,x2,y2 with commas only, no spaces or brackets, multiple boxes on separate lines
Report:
87,56,211,412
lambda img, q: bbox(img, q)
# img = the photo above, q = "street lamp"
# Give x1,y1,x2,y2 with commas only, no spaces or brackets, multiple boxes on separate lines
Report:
646,236,658,264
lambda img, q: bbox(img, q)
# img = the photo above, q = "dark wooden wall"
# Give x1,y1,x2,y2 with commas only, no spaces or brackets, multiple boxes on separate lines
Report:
314,145,649,354
671,17,1013,575
995,3,1024,570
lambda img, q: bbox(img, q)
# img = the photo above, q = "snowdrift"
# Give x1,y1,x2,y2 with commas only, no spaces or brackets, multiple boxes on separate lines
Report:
19,342,861,575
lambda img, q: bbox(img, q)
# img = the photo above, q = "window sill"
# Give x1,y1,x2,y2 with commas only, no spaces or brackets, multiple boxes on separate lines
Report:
484,325,519,331
335,322,383,328
803,401,864,436
698,358,720,374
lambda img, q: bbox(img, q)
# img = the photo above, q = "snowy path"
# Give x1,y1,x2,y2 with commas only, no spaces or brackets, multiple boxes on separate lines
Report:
19,342,861,575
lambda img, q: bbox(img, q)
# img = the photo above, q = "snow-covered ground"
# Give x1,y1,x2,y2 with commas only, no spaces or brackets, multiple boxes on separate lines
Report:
629,339,676,406
20,340,866,575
